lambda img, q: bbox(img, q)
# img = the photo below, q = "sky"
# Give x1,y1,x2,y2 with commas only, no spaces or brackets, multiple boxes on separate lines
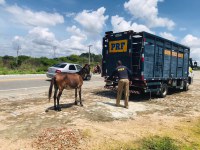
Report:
0,0,200,62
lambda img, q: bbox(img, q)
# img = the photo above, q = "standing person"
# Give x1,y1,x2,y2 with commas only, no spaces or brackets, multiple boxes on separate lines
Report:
96,63,101,74
108,60,132,109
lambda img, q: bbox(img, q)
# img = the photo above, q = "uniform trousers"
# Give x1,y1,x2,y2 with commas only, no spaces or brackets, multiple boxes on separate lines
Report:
116,79,129,107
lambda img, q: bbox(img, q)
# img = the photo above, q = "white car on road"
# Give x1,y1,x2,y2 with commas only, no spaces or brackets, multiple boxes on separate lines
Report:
46,63,82,78
46,62,92,80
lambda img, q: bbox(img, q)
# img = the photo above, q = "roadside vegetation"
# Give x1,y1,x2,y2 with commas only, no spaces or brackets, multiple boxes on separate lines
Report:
94,136,179,150
95,118,200,150
0,53,102,75
99,135,200,150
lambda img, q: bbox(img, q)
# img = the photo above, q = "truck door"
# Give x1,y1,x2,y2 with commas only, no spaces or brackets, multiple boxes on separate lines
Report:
102,31,132,77
131,34,143,79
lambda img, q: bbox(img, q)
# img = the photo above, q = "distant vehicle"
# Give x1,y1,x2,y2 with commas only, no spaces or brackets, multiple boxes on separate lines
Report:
46,63,91,80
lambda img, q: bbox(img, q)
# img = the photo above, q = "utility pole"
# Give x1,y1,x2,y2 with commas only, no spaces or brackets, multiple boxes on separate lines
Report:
53,46,57,58
16,45,21,64
12,37,21,64
88,45,92,64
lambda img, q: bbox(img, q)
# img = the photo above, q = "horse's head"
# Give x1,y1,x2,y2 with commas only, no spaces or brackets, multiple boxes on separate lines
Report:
78,64,90,79
82,64,90,75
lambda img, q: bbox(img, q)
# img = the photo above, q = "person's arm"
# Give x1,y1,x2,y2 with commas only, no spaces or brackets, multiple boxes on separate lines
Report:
106,68,117,81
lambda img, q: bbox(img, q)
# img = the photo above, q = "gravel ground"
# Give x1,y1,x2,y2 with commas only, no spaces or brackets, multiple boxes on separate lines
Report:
0,72,200,149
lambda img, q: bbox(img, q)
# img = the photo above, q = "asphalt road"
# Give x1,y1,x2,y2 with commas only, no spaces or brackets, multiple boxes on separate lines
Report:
0,74,104,99
0,75,49,91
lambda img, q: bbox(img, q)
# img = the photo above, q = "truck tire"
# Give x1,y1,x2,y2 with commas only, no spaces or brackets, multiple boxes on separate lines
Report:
159,83,168,98
183,81,189,91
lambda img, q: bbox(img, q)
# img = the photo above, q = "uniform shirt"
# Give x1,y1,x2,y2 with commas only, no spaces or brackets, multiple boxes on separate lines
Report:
111,65,132,80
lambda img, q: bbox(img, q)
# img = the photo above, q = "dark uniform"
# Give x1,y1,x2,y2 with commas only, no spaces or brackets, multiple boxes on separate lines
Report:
111,65,132,108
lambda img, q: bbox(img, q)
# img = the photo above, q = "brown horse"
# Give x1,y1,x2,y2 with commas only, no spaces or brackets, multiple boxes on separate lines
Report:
48,64,90,111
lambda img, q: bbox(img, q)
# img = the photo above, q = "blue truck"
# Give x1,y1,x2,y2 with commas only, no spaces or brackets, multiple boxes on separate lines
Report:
102,30,192,97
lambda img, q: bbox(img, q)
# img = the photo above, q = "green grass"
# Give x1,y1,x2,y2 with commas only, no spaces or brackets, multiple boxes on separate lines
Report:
138,136,179,150
0,67,45,75
93,136,179,150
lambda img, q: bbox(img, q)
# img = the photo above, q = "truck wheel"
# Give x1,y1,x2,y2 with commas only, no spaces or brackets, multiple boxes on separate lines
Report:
183,81,189,91
160,83,168,98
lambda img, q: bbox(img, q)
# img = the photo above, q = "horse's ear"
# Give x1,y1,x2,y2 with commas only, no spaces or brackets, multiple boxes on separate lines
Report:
84,64,89,68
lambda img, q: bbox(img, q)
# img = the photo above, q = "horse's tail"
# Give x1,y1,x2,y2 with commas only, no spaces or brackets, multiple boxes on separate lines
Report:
48,77,55,102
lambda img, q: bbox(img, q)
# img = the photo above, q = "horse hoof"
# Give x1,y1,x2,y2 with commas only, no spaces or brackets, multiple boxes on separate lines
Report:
80,104,83,107
74,101,78,105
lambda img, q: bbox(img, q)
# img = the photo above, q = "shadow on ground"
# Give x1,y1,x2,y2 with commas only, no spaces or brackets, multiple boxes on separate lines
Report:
94,88,186,102
45,102,75,112
93,90,158,102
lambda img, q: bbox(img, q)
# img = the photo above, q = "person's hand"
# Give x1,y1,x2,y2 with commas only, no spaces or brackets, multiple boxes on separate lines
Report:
129,81,132,85
105,76,110,82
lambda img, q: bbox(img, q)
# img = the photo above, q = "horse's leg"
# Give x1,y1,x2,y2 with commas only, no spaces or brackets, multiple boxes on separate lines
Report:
57,89,63,111
79,87,83,106
53,86,58,110
75,88,78,105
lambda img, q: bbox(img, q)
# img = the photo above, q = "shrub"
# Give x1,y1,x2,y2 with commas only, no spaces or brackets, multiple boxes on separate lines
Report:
139,136,179,150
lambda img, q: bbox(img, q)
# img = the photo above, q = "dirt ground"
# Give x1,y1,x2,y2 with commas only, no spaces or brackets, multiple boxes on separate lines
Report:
0,72,200,150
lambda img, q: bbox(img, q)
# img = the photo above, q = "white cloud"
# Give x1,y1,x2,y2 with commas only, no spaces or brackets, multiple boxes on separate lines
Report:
2,5,105,57
0,0,5,5
124,0,175,30
111,15,153,33
5,5,64,27
92,40,102,54
28,27,57,46
65,26,87,49
65,12,76,17
66,25,87,39
74,7,109,35
65,26,102,54
181,34,200,48
60,25,88,54
9,25,102,57
160,32,176,41
12,35,23,50
59,36,86,55
11,27,60,57
181,34,200,62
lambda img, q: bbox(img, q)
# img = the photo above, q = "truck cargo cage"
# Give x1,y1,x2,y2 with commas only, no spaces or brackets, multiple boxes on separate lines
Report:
102,30,191,97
